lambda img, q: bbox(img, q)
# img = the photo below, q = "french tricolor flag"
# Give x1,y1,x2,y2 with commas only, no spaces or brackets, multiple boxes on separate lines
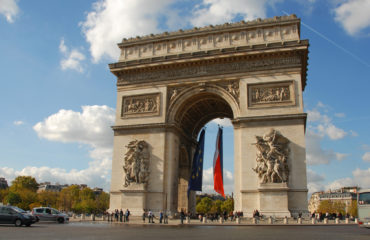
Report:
213,127,225,197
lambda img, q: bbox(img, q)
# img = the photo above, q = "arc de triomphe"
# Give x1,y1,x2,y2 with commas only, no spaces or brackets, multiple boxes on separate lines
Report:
109,14,309,217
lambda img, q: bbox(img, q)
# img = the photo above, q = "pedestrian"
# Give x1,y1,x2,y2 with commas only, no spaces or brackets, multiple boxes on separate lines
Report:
159,211,163,224
115,209,118,222
142,209,146,223
125,209,130,222
119,209,123,222
180,209,185,224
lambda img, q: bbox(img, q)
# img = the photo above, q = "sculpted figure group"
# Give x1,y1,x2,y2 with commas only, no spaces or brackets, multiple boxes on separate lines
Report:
123,140,150,187
252,129,290,183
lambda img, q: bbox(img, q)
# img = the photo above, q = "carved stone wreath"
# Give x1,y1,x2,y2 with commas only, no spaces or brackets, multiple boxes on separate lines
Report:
123,140,150,187
252,129,290,184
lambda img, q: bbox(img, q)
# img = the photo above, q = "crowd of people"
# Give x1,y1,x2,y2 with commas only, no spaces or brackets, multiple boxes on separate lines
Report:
311,212,352,221
107,209,131,222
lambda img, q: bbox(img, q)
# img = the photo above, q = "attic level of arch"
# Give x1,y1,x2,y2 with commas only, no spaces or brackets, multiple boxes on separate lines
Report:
109,40,309,91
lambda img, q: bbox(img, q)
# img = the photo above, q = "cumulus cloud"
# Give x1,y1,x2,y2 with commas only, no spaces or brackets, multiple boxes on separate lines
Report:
0,0,19,23
362,152,370,162
210,118,233,127
202,167,234,194
0,105,116,190
305,131,347,165
80,0,174,62
326,168,370,190
189,0,276,27
334,0,370,35
13,120,24,126
59,39,86,72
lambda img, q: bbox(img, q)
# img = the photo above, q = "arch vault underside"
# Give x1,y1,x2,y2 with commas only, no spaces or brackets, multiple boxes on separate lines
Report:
108,15,309,217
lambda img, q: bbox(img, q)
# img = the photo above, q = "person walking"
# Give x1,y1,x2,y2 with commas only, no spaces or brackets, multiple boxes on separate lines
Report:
159,211,163,224
119,209,123,222
142,209,146,223
180,209,185,224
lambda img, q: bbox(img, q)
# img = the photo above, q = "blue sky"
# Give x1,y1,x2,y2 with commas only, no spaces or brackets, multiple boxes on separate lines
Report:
0,0,369,194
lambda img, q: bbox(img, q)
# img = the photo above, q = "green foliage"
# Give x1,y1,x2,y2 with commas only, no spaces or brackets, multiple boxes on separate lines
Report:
0,177,110,214
195,197,234,215
318,200,346,215
221,198,234,213
6,191,21,205
348,200,357,217
196,197,213,214
10,176,39,192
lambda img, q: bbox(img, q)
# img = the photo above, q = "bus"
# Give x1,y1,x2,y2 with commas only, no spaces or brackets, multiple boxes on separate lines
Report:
358,189,370,227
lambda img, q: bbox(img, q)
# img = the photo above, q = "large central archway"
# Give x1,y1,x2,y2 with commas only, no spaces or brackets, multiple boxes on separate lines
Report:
108,15,309,217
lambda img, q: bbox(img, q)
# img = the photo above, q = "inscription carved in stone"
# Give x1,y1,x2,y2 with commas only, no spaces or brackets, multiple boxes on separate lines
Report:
252,129,290,184
122,94,160,117
123,140,150,187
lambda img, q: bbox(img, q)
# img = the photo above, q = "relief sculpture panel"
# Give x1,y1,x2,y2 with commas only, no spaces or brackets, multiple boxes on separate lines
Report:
121,93,160,118
252,129,290,184
248,81,295,108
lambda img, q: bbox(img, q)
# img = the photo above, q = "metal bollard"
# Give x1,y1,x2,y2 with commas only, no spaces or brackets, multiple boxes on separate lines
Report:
268,216,273,224
203,216,207,223
284,216,288,224
355,218,358,223
324,218,328,224
186,216,190,224
311,218,316,224
297,218,302,224
236,217,241,224
335,218,339,224
219,217,224,224
345,218,349,224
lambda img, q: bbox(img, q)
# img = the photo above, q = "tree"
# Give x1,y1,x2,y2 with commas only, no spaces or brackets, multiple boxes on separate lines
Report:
347,200,357,217
10,176,39,192
0,189,9,203
6,191,21,205
317,200,334,213
196,197,212,214
221,198,234,213
38,191,58,208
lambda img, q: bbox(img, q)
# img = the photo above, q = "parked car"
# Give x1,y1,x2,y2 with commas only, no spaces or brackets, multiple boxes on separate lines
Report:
0,205,37,227
31,207,69,223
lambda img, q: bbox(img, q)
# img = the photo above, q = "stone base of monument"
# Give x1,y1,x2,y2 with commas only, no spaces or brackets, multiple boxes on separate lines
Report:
258,183,291,218
117,183,147,216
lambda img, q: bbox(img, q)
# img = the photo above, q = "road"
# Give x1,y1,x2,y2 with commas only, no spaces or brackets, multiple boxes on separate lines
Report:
0,222,369,240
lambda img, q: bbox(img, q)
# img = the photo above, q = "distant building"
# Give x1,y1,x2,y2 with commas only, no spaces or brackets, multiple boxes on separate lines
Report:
38,182,63,193
308,187,358,213
0,177,8,189
93,187,103,196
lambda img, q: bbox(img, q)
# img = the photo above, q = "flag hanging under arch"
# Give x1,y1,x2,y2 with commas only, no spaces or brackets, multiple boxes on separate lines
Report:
213,127,225,197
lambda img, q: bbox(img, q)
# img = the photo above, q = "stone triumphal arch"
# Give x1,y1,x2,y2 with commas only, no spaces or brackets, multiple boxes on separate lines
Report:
109,15,309,217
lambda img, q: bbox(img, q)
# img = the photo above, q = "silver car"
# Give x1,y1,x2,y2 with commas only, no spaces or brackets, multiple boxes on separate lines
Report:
31,207,69,223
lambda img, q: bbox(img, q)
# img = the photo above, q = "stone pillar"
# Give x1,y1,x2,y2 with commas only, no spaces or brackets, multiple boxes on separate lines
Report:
81,214,85,220
335,218,339,224
311,218,316,224
284,216,288,224
355,218,358,223
186,216,190,224
219,217,224,224
252,217,258,224
203,216,207,223
236,217,241,224
324,218,328,224
268,216,273,224
345,218,349,224
297,218,302,224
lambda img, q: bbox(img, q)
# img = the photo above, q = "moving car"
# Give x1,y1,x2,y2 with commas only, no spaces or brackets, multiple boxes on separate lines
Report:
32,207,69,223
0,205,37,227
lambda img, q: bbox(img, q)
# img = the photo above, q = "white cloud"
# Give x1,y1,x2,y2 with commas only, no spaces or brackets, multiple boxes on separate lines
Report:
326,168,370,190
305,131,347,165
319,123,347,140
210,118,233,127
0,0,19,23
202,167,234,194
0,105,118,190
189,0,276,27
13,120,24,126
80,0,173,62
334,0,370,35
362,152,370,162
59,39,86,73
307,168,325,183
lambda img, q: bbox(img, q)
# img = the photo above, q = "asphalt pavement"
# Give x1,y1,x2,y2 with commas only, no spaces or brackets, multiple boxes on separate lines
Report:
0,221,369,240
